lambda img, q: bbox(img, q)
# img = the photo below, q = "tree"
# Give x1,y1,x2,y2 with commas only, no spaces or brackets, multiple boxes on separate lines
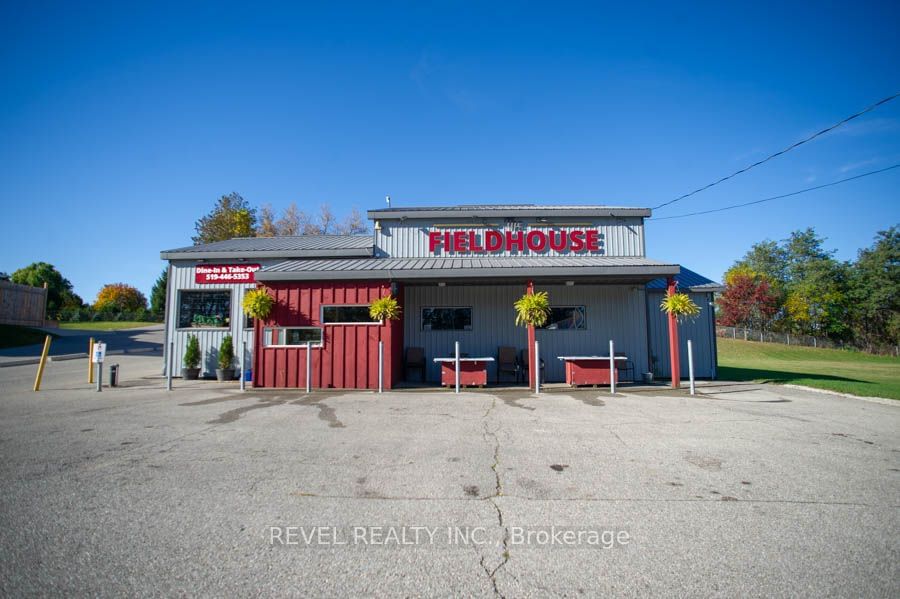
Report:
276,202,303,236
257,204,278,237
192,193,258,244
849,227,899,346
10,262,82,314
337,207,369,235
732,240,789,290
717,268,780,330
94,283,148,313
150,269,168,318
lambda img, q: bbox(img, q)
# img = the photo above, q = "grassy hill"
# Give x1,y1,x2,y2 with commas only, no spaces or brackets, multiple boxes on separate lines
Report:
718,338,900,400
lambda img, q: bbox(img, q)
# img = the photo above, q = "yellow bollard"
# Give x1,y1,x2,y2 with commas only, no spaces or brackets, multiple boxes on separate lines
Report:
33,335,52,392
88,337,95,383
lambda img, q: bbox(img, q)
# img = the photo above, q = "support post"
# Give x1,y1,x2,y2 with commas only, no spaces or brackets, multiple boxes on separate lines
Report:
687,339,695,396
240,341,247,392
166,341,173,391
96,361,103,392
88,337,95,383
666,276,681,389
609,339,615,395
454,341,460,394
307,341,314,393
377,341,383,393
534,340,540,394
526,280,536,389
33,335,52,392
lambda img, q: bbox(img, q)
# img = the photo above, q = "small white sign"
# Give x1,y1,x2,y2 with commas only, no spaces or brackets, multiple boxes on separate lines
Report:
92,343,107,363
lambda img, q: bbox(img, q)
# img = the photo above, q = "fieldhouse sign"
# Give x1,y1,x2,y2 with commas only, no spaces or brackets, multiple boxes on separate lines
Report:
195,264,261,284
428,229,603,254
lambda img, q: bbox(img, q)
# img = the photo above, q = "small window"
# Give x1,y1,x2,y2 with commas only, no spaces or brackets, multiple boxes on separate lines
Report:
179,290,231,329
322,305,379,324
422,307,472,331
263,327,323,347
540,306,586,330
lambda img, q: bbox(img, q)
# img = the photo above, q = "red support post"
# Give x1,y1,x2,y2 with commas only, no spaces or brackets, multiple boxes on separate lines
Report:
667,276,681,388
526,280,536,388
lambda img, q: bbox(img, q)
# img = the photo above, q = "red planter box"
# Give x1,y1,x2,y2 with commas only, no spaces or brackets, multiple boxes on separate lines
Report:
439,360,490,387
561,358,620,386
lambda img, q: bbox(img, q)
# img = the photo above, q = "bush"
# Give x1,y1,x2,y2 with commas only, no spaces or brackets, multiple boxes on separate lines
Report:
218,335,234,370
184,335,201,369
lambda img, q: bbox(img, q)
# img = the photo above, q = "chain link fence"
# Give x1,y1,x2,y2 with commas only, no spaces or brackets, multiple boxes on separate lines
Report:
716,325,899,357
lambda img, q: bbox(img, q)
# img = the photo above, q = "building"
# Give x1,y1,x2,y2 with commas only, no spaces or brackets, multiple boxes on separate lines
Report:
160,204,723,388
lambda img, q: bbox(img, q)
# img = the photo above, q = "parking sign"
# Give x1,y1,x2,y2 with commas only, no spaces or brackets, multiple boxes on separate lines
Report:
92,342,107,364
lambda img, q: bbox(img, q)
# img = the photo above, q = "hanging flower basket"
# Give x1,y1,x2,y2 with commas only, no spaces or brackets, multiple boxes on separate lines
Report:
513,291,551,328
369,295,402,321
242,288,275,320
660,292,701,323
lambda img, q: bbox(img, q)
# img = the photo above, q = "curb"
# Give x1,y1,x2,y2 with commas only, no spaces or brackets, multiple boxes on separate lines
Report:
0,358,40,368
782,384,897,406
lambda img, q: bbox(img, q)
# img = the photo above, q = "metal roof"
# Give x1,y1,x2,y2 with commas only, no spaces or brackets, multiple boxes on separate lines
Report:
368,204,651,220
257,256,679,282
646,266,725,293
160,235,374,260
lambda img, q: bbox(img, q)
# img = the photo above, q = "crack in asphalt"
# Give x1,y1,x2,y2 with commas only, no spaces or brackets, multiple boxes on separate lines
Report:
478,396,510,598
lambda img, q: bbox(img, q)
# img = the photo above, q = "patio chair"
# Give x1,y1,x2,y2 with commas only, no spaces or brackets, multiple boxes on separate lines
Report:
614,352,635,383
518,349,545,384
405,347,426,382
496,346,519,384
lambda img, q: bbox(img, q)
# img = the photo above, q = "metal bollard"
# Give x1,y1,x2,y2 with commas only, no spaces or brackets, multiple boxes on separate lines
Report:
534,340,540,394
687,340,695,396
609,340,615,395
454,341,460,394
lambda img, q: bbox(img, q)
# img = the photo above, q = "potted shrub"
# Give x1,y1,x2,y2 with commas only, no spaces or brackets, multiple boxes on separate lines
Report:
659,292,701,323
216,334,235,381
242,288,275,320
369,294,402,321
182,335,201,380
513,291,551,327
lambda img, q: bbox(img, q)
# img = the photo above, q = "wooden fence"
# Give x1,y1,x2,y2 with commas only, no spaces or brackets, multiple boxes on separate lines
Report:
0,280,48,327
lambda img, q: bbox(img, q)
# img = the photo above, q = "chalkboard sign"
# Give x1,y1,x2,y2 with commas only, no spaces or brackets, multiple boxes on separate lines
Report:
179,290,231,328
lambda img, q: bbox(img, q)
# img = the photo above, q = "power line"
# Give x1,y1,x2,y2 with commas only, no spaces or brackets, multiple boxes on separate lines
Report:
649,164,900,221
652,92,900,211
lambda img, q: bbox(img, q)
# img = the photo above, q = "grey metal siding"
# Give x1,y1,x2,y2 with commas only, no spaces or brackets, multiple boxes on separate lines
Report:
647,291,717,379
404,283,649,383
376,218,645,259
164,260,280,376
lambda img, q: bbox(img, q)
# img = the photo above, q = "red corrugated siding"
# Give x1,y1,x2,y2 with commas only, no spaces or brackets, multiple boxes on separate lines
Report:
253,281,402,389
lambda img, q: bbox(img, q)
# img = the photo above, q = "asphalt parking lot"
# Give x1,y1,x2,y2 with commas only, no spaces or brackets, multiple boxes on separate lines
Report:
0,347,898,597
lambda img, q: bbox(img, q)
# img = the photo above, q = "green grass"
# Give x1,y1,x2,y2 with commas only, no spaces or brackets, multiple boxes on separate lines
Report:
718,338,900,400
0,324,55,349
59,321,157,331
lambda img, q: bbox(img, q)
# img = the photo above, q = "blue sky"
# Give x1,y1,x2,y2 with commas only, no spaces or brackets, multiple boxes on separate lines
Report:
1,1,898,302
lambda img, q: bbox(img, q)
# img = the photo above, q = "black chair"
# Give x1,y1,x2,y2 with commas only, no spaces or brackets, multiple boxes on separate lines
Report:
497,346,519,384
405,347,426,382
518,349,545,384
615,352,635,383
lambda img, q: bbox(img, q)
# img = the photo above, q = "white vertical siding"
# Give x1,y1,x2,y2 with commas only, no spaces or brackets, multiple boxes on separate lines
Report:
647,291,717,379
376,217,645,259
164,260,277,377
404,283,649,383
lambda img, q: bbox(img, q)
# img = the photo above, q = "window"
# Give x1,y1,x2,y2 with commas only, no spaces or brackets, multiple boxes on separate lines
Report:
422,307,472,331
540,306,586,330
322,305,379,324
179,290,231,329
263,327,323,347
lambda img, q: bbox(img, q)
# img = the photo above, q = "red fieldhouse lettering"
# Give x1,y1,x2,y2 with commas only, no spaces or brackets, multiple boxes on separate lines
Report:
548,230,567,252
485,230,504,251
526,230,547,252
585,230,599,251
469,231,483,252
453,231,467,252
428,232,442,252
569,230,585,251
506,231,525,252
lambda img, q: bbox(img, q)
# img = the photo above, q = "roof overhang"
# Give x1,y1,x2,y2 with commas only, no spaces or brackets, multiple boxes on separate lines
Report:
257,260,679,283
368,207,651,220
160,247,375,260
